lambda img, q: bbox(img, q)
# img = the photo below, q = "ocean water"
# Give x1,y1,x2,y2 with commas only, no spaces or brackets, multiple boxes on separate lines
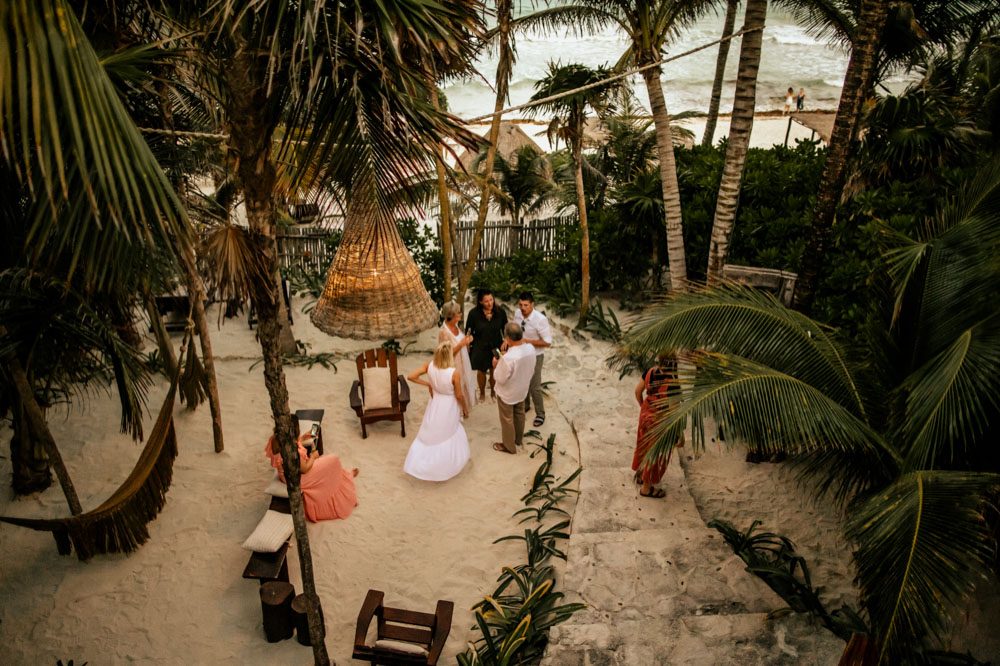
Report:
443,3,912,120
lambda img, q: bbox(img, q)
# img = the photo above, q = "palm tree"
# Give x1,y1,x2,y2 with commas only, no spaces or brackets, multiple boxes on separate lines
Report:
479,145,555,229
702,0,741,147
528,62,620,326
620,160,1000,663
705,0,767,281
515,0,715,293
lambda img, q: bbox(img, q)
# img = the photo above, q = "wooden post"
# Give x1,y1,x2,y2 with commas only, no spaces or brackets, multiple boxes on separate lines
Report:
291,594,325,646
260,581,296,642
784,116,793,147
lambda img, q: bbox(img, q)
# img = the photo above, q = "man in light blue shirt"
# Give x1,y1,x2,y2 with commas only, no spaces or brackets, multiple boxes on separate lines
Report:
512,291,552,427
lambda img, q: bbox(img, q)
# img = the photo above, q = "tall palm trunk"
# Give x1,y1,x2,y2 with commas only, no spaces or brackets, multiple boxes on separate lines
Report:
1,329,82,516
641,66,687,292
571,127,590,328
792,0,889,313
143,291,178,377
228,56,331,666
703,0,740,147
459,0,512,308
428,78,454,303
706,0,767,281
158,81,225,453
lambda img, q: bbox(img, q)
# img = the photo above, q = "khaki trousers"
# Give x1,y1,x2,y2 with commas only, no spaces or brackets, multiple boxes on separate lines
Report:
523,353,545,418
497,398,525,453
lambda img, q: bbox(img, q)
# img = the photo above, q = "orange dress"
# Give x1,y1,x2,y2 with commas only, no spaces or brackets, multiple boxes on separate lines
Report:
632,367,679,485
266,435,357,522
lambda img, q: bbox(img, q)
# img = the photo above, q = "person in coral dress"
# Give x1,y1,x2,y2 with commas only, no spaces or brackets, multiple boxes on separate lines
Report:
632,352,684,499
266,428,359,521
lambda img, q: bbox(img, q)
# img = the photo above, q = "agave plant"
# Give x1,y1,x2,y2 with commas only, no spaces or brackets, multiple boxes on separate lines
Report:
619,160,1000,663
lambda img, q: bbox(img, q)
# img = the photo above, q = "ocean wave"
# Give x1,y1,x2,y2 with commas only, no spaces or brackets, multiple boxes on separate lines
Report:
764,24,822,46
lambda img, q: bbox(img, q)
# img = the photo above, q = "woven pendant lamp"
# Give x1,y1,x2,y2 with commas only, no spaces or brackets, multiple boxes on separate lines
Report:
310,188,438,340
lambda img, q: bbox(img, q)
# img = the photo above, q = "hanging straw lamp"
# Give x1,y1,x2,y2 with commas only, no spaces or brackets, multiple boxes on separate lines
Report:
310,184,438,340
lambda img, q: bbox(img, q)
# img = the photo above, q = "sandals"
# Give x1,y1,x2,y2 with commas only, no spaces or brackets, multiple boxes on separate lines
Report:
493,442,515,455
639,486,666,498
633,470,642,485
533,416,545,427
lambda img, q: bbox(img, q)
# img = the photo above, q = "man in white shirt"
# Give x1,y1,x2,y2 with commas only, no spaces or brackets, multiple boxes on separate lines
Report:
492,322,536,454
512,291,552,427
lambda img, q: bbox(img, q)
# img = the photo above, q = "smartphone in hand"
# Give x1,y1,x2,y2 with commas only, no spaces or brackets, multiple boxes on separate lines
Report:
492,348,502,359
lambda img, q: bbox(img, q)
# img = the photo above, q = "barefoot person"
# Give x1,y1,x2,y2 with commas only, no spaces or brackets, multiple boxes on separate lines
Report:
438,301,476,411
783,87,795,115
403,342,471,481
465,288,508,402
266,421,359,521
492,322,536,454
632,352,684,499
512,291,552,427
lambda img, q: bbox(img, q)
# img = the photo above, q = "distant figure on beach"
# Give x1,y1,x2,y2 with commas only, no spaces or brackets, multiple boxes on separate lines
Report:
783,87,795,115
438,301,476,412
512,291,552,427
465,288,508,402
796,87,806,111
403,342,471,481
267,426,358,521
632,352,684,499
492,322,536,455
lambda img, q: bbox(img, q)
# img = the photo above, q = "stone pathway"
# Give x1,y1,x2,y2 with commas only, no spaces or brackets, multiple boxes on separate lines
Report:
538,323,845,666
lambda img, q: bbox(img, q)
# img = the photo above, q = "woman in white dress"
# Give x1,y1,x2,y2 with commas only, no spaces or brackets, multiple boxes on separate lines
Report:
438,301,476,411
403,342,471,481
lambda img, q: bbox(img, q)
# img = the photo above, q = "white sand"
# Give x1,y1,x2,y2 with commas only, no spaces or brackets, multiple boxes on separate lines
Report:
0,297,580,664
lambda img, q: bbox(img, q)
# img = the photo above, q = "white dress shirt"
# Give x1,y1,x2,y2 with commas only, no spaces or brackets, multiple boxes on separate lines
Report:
493,343,536,405
514,309,552,355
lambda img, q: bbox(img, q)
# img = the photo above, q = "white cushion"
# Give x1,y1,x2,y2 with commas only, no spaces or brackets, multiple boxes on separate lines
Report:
242,510,293,553
265,471,288,498
373,639,429,656
362,367,393,410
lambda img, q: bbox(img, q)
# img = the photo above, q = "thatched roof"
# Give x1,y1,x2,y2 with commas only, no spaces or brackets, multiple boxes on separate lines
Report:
791,111,836,143
458,121,546,171
310,188,438,340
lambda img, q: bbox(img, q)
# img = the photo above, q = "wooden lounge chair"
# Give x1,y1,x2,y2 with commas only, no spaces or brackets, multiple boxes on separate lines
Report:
353,590,453,666
349,350,409,438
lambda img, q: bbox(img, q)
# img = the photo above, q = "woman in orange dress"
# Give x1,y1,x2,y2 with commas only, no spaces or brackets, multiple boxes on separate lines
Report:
632,353,683,498
266,430,359,521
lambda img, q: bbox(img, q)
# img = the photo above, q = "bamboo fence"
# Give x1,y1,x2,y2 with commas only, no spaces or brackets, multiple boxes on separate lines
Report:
452,214,576,270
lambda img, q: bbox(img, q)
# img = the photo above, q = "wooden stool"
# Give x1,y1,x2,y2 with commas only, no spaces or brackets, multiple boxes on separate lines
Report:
260,581,295,642
291,593,326,646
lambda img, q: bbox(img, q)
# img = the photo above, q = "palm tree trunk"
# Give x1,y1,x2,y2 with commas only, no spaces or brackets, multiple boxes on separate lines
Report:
1,329,82,515
429,91,454,303
641,66,688,292
792,0,889,313
703,0,740,147
179,247,225,453
706,0,767,281
228,56,331,666
10,402,52,495
572,133,590,327
143,291,178,378
458,0,512,304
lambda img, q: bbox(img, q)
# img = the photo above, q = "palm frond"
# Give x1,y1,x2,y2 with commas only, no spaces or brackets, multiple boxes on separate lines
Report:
846,471,1000,664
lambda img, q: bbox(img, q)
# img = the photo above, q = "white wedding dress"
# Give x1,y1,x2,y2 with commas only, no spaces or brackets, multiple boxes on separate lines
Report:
438,324,477,411
403,363,470,481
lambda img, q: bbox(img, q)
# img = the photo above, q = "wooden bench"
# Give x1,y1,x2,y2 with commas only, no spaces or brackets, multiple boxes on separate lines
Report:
242,496,292,585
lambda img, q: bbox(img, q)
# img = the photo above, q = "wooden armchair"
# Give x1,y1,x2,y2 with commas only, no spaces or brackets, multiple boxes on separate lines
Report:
353,590,453,666
349,350,410,438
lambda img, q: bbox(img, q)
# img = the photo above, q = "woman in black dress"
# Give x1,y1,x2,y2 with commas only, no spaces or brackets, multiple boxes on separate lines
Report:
465,288,508,401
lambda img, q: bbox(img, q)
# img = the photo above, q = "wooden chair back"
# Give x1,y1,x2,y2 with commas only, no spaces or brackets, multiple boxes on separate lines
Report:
353,589,453,665
356,348,400,407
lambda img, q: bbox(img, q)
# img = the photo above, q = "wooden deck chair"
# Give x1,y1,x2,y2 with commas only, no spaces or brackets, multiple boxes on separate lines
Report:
349,349,410,438
353,590,453,665
0,331,189,561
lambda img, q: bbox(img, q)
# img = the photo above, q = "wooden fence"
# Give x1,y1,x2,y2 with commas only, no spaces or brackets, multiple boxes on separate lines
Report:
276,218,343,273
452,215,576,270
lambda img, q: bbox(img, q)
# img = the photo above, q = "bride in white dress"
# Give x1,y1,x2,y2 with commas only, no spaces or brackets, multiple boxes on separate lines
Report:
403,342,471,481
438,301,476,411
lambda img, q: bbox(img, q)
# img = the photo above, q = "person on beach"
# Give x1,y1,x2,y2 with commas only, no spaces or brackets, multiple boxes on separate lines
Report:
632,352,684,499
783,87,795,115
796,87,806,111
403,342,471,481
465,288,508,402
266,423,359,521
511,291,552,427
492,322,536,454
438,301,476,412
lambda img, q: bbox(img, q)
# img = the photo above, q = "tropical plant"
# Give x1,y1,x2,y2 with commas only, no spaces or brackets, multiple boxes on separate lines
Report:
528,61,622,326
705,0,768,281
475,145,556,229
516,0,717,293
619,161,1000,663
